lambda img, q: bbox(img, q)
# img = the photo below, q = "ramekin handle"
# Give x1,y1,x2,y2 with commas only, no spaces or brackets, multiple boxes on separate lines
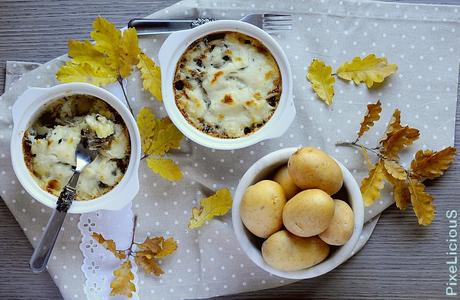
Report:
12,87,49,125
266,100,296,139
103,174,140,211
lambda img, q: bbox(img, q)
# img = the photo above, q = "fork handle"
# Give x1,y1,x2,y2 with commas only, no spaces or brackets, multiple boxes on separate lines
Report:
29,173,79,273
128,18,215,35
29,209,68,273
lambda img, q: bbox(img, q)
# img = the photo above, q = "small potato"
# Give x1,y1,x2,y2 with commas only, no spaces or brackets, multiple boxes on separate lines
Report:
319,200,354,246
273,165,301,199
282,189,335,237
240,180,286,238
288,147,343,195
262,230,330,272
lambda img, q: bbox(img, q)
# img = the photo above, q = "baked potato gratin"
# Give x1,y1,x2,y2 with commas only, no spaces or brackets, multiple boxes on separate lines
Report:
22,95,130,200
174,31,282,138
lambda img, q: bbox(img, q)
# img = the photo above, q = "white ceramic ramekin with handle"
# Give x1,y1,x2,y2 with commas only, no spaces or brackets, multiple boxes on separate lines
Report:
232,147,364,279
158,20,295,150
10,82,141,213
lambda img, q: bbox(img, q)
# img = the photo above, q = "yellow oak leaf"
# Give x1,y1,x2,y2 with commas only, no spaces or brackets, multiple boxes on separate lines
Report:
91,17,139,78
383,160,407,181
408,178,434,225
135,254,164,276
56,61,117,86
360,160,385,207
91,232,126,259
67,40,106,66
57,16,140,85
381,126,420,159
336,54,397,88
148,118,183,156
188,188,233,229
137,53,162,101
120,28,141,77
136,107,183,156
357,100,382,138
136,107,157,154
110,260,136,297
146,157,183,181
307,59,335,105
410,147,456,180
90,16,122,68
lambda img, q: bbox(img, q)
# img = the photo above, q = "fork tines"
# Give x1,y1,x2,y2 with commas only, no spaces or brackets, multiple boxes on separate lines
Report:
262,14,293,33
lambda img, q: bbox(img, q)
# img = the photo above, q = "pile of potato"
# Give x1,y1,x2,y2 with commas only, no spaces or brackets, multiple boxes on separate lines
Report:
240,147,355,272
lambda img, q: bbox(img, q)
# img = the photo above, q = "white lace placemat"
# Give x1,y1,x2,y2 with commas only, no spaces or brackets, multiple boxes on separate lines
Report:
1,0,460,299
78,203,140,300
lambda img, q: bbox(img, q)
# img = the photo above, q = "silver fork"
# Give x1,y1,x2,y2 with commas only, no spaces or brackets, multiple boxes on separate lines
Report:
241,14,292,34
30,138,99,273
128,13,292,35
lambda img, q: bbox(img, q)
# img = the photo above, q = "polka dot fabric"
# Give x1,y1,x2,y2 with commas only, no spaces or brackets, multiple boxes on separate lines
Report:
1,0,460,299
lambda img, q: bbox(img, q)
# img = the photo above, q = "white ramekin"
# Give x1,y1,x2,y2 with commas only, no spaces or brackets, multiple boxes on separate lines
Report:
158,20,295,150
232,147,364,279
10,82,141,214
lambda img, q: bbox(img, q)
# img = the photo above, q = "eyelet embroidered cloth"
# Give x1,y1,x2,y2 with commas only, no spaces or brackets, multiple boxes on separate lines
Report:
1,0,460,299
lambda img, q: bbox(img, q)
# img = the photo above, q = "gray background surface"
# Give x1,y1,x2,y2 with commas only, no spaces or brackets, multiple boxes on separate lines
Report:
1,0,459,299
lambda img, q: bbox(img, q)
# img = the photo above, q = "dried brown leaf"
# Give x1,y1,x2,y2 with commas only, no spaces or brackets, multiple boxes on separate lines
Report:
383,160,407,181
408,177,435,225
155,237,178,258
383,168,411,211
91,232,126,259
134,236,177,277
137,237,163,253
137,236,178,258
410,147,456,180
381,109,402,143
357,100,382,138
394,180,411,211
135,254,164,276
110,260,136,297
381,126,420,159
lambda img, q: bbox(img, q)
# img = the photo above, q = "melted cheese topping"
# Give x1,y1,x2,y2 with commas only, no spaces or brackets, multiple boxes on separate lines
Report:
23,95,130,200
174,32,281,138
85,114,115,138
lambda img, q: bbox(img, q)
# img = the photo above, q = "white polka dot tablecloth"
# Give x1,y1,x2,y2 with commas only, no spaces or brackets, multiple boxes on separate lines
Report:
1,0,460,299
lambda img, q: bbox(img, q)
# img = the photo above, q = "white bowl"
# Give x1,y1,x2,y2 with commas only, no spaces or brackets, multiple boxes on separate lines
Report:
158,20,295,150
10,83,141,213
232,147,364,279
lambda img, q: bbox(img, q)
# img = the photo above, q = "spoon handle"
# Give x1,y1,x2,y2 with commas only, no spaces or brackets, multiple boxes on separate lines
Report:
30,173,79,273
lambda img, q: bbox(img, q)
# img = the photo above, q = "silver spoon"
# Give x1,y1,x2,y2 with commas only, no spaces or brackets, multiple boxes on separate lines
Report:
30,137,99,273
